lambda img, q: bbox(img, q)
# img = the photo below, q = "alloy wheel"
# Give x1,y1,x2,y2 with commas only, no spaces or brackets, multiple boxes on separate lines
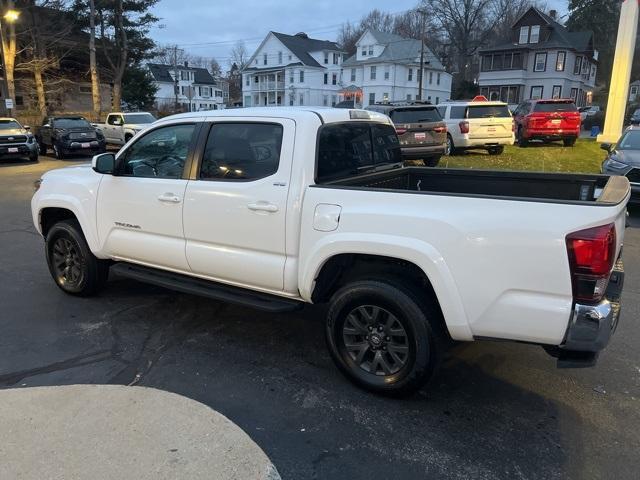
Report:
51,237,85,288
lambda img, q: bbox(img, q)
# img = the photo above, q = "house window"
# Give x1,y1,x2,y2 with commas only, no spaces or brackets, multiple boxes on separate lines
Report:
552,85,562,99
519,26,529,44
530,25,540,43
573,56,582,75
370,66,376,80
369,92,375,105
332,95,337,106
245,76,250,86
254,76,259,83
263,54,267,65
278,51,283,64
382,92,389,102
299,94,304,105
244,95,252,106
289,94,294,106
534,53,547,72
556,51,566,71
333,53,339,65
332,73,337,85
437,73,441,85
368,45,373,55
324,73,328,85
429,71,433,84
408,68,413,81
322,95,328,106
350,68,356,82
530,86,543,100
289,71,294,84
299,70,304,82
407,94,412,101
384,66,390,80
324,52,329,64
361,46,367,56
631,86,638,95
570,87,578,101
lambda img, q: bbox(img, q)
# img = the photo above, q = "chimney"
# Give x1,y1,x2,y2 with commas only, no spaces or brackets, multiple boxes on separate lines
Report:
549,10,557,20
184,61,188,68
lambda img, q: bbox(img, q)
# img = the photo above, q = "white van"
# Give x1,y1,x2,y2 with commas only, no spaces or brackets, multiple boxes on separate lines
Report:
436,97,515,155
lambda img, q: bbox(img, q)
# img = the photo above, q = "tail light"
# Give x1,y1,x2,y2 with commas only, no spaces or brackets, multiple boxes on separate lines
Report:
566,224,616,303
512,119,516,132
459,121,469,134
395,127,407,135
433,126,447,133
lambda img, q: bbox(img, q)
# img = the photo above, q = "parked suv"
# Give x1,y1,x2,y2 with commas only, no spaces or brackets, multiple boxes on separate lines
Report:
36,116,106,159
367,103,446,166
513,99,580,147
436,98,514,155
0,117,38,162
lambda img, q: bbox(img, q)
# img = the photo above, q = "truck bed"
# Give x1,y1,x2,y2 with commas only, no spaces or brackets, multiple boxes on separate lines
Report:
321,167,630,205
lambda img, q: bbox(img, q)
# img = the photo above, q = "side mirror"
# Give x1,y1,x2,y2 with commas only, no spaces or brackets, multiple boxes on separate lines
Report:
43,124,50,128
600,143,612,153
23,125,31,130
92,152,116,174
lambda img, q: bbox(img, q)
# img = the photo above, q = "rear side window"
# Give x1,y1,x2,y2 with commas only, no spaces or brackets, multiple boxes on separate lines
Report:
316,122,400,182
437,106,446,118
467,105,512,118
533,102,578,112
449,106,466,119
200,123,283,180
389,108,441,123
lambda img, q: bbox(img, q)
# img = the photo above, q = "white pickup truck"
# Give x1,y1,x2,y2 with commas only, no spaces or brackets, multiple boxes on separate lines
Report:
31,107,629,396
93,112,156,146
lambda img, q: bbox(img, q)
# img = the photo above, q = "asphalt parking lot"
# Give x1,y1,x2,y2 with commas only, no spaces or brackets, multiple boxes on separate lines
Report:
1,155,639,480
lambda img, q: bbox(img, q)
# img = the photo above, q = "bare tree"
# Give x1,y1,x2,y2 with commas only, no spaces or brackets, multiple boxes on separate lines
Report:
229,40,248,70
337,9,396,55
489,0,546,42
88,0,100,118
1,0,18,104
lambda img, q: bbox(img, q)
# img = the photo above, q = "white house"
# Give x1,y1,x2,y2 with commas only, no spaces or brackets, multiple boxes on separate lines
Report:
242,31,346,107
629,80,640,103
148,62,225,112
478,8,597,107
341,29,452,107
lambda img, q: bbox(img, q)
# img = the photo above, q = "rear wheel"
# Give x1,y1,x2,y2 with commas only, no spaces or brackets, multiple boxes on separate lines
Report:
29,151,38,162
488,146,504,155
325,280,444,396
563,137,577,147
517,128,528,147
38,141,47,155
53,142,66,159
424,156,441,167
45,219,109,296
445,134,455,156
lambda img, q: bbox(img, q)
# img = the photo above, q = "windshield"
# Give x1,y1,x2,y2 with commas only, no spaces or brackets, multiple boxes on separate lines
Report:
54,117,91,128
0,119,22,130
390,108,441,123
123,113,156,124
617,130,640,150
534,101,577,113
467,105,511,119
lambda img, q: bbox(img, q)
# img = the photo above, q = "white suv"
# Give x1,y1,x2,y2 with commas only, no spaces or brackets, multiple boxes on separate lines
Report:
437,98,515,155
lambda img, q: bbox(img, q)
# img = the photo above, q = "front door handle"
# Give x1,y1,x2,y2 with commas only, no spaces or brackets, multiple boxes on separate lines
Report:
158,193,181,204
247,202,279,213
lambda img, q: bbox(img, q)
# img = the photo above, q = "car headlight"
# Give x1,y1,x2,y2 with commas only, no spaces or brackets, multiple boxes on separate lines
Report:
605,159,628,170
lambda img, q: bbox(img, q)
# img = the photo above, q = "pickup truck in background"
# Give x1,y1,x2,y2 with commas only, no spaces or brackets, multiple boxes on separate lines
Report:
0,117,39,162
31,107,629,396
36,116,106,159
94,112,156,146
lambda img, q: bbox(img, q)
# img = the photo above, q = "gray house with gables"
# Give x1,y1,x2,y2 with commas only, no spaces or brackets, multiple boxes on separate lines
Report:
478,8,597,107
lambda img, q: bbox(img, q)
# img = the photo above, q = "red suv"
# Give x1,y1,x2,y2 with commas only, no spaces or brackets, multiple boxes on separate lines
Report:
513,99,581,147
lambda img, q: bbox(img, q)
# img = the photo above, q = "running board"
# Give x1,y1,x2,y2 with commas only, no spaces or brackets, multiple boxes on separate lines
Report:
111,262,303,313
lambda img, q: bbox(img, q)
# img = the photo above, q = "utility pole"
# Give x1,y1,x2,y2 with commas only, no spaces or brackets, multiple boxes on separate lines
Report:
173,45,178,111
417,8,427,101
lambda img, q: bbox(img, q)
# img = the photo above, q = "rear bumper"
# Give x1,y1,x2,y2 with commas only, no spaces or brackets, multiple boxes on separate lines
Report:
401,144,445,159
548,259,624,366
456,135,514,148
524,129,579,140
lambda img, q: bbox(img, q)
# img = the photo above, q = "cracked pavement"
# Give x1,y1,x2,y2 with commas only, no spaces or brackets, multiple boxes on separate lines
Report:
1,156,639,479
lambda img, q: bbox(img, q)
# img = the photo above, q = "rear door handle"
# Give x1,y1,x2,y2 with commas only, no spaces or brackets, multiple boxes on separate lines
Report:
158,193,181,204
247,202,279,213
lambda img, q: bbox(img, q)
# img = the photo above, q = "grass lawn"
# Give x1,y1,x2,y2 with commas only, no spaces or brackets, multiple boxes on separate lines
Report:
438,138,605,174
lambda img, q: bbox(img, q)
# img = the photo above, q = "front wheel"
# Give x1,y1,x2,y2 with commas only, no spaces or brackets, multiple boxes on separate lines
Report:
38,141,47,155
29,151,39,162
325,280,444,396
53,142,66,159
45,219,109,296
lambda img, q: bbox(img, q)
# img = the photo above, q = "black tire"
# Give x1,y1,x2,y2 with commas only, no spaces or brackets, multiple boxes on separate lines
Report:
124,134,133,143
45,219,109,296
38,141,47,155
517,128,528,147
563,137,577,147
488,146,504,155
29,151,38,162
325,280,444,397
445,134,455,156
53,142,66,159
424,156,441,167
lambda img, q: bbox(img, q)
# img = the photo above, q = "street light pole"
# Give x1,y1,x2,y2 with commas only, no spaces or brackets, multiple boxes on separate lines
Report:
0,20,11,116
417,8,427,101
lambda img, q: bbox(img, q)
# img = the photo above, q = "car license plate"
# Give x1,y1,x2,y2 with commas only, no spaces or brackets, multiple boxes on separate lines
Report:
81,142,91,148
414,132,426,140
551,119,561,125
488,127,496,132
8,147,18,153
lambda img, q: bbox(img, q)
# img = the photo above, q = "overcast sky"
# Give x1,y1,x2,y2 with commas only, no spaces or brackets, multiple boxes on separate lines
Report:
149,0,569,66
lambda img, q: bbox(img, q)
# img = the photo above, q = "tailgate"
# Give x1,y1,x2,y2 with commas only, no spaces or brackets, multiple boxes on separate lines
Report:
469,118,512,139
397,121,446,147
531,112,580,131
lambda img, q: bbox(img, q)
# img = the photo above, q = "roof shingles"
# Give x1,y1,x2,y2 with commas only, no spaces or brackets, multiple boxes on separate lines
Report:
147,63,217,85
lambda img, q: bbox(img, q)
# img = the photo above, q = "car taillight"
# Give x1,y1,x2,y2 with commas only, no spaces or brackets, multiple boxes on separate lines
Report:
459,121,469,134
395,127,407,135
512,119,516,132
433,126,447,133
566,224,616,303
